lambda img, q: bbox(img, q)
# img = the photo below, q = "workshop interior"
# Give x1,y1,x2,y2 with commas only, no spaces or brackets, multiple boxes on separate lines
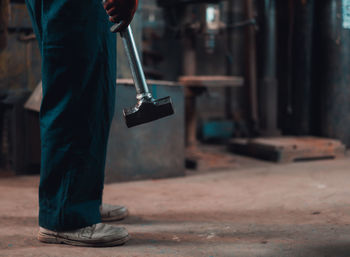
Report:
1,0,348,179
2,0,350,255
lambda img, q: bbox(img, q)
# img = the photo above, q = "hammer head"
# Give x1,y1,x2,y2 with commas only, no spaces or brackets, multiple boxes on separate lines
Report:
123,96,174,128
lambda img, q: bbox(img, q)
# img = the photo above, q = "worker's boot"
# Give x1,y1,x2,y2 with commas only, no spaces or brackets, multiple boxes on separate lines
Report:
38,223,129,247
100,203,129,222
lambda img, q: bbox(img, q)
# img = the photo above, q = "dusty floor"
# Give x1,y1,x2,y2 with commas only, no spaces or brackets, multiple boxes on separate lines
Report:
1,154,350,256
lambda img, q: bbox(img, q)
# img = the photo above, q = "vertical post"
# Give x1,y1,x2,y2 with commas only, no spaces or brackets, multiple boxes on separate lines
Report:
257,0,280,136
291,0,314,135
183,32,197,149
182,5,198,150
245,0,259,134
225,0,234,120
313,0,350,146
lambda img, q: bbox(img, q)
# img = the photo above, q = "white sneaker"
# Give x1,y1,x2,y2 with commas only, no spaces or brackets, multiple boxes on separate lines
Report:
100,203,129,222
38,223,129,247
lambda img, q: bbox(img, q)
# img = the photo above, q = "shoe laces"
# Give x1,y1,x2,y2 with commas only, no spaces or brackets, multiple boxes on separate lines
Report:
78,224,97,239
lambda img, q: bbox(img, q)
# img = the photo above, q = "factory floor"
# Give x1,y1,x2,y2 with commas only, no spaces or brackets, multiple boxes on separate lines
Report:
1,151,350,256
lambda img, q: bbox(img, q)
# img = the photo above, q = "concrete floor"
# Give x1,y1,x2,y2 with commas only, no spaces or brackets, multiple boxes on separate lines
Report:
1,156,350,256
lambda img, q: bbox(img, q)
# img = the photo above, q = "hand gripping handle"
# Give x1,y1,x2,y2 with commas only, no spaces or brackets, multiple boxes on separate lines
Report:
101,0,150,99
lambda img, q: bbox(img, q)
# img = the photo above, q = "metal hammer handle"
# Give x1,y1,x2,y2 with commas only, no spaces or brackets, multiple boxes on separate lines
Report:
116,25,152,100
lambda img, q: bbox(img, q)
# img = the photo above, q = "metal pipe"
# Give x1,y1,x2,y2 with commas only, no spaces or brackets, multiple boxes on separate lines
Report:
256,0,280,136
313,0,350,146
291,0,314,135
245,0,259,133
120,26,152,100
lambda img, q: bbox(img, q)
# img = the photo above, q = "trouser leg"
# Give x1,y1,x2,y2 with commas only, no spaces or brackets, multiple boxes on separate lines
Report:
25,0,116,231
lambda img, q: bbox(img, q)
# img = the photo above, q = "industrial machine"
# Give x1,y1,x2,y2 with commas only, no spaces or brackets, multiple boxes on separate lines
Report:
157,0,224,54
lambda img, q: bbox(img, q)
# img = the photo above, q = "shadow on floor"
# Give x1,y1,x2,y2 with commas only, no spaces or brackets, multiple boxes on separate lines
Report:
1,215,37,227
305,242,350,257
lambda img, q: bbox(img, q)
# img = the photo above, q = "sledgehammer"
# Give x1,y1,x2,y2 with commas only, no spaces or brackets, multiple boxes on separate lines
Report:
111,23,174,128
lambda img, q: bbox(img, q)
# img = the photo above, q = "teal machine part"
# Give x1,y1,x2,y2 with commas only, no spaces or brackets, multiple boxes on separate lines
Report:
201,120,234,141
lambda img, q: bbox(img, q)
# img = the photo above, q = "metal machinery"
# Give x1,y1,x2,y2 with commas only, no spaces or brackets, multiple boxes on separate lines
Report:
157,0,347,165
157,0,247,168
229,0,347,162
157,0,224,57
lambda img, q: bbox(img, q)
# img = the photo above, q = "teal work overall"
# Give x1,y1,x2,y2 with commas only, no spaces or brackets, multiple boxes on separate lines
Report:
25,0,116,231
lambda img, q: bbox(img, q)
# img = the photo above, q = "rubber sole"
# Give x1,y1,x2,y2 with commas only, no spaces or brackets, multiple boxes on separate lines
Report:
101,210,129,222
37,231,130,247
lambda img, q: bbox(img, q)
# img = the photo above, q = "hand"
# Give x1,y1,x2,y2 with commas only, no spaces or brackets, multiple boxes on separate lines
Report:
103,0,139,32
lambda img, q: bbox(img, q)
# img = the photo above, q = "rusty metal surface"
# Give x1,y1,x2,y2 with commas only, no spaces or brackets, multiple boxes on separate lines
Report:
229,136,346,163
105,81,185,183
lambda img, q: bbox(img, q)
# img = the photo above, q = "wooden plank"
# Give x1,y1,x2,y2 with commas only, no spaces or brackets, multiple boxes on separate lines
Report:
229,136,346,163
24,80,182,114
24,81,42,112
178,75,244,87
117,78,179,87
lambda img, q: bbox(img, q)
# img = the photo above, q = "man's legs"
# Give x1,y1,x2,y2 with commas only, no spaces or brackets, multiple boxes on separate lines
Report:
26,0,116,231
